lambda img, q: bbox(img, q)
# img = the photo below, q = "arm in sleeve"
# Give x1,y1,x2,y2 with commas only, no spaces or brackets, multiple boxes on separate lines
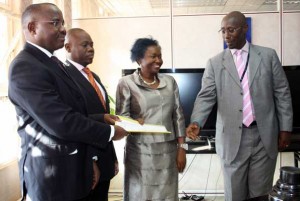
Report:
115,78,131,117
271,50,293,131
172,79,186,138
8,59,111,148
191,59,217,127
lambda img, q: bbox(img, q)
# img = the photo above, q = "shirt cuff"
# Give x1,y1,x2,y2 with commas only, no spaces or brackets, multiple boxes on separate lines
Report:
109,125,115,141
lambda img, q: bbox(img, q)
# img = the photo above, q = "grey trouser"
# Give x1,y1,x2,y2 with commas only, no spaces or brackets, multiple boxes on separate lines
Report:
220,125,276,201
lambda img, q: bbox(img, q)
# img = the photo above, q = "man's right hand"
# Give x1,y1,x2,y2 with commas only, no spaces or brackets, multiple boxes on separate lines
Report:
186,122,200,140
112,125,128,140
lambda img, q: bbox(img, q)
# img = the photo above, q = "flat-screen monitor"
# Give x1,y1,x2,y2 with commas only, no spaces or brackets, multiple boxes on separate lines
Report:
284,66,300,133
123,66,300,135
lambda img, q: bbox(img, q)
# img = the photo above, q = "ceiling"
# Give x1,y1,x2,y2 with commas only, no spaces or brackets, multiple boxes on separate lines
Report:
73,0,300,18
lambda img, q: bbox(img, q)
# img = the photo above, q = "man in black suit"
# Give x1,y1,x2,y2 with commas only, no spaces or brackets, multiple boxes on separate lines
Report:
8,3,127,201
64,28,118,201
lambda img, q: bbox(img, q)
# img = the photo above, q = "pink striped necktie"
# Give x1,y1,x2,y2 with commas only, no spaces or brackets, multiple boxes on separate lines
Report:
236,50,254,127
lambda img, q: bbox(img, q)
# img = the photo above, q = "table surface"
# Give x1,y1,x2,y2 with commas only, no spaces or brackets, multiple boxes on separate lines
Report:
186,134,300,154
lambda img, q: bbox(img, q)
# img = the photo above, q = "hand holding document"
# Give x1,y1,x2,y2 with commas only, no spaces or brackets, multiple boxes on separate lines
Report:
115,116,171,134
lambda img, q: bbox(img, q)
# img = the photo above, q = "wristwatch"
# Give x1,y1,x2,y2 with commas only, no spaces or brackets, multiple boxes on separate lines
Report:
178,143,188,150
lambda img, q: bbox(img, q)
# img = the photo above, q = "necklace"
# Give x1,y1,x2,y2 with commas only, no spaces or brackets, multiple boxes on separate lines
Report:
138,71,157,86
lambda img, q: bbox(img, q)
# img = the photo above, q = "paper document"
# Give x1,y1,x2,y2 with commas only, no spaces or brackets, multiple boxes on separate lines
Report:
115,116,171,134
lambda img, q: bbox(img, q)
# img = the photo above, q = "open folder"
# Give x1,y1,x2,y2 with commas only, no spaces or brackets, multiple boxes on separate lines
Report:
115,116,171,134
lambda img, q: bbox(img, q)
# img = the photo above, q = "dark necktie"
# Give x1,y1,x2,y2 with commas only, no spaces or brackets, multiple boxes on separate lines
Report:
51,56,70,77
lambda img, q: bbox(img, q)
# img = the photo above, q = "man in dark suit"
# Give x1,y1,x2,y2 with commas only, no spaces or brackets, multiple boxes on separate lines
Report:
64,28,118,201
8,3,127,201
186,11,293,201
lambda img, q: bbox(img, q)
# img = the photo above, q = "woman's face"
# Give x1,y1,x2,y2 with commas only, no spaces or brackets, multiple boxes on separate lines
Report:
139,45,163,74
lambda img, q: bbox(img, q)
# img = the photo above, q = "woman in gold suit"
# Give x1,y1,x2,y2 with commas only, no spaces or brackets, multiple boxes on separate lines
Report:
116,37,186,201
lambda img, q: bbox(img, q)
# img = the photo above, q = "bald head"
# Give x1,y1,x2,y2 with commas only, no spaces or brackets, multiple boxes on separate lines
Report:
221,11,248,49
21,3,66,53
65,28,94,66
65,28,87,44
222,11,247,28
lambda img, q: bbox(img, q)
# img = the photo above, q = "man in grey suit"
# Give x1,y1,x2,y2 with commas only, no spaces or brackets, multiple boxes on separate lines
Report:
186,11,293,201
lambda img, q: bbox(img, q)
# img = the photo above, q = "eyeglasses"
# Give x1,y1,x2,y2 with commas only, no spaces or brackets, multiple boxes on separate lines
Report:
36,20,65,28
218,27,242,34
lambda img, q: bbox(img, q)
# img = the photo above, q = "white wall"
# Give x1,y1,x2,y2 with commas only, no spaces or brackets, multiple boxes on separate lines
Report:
72,17,172,96
283,13,300,65
71,12,300,193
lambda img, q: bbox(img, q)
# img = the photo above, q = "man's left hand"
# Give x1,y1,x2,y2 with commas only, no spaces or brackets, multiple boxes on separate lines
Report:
104,114,120,125
278,131,292,151
91,161,100,190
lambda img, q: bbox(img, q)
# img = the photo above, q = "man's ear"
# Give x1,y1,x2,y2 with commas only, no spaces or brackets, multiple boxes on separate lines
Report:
28,22,36,35
65,43,71,52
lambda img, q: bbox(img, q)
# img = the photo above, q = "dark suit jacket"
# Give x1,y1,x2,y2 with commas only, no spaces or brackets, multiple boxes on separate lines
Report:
8,43,112,201
65,61,117,182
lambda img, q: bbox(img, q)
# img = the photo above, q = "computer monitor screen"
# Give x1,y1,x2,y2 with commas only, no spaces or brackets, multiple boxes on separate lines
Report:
284,66,300,133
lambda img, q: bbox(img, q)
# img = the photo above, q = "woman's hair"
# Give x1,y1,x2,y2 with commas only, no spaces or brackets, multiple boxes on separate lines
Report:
130,37,159,63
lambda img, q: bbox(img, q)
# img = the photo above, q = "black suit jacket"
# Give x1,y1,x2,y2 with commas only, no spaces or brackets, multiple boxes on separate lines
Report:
8,43,112,201
65,61,117,181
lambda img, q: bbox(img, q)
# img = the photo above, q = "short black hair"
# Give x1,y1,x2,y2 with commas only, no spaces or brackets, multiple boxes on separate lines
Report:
130,37,160,63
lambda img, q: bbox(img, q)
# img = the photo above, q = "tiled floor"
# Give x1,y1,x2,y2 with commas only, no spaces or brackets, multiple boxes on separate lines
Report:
108,193,224,201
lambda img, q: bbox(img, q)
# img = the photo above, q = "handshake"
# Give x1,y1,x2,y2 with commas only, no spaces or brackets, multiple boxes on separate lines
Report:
103,114,129,141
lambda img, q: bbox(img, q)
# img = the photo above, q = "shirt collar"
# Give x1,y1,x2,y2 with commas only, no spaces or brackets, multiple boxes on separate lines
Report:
67,59,85,72
27,41,53,58
230,41,249,56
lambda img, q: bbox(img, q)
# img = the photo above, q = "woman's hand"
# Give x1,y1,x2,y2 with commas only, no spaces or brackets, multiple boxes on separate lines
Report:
136,118,144,125
176,147,186,173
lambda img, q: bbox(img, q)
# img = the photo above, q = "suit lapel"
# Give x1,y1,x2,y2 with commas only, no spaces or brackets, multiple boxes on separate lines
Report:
248,44,261,87
222,49,241,87
65,62,108,111
24,43,80,92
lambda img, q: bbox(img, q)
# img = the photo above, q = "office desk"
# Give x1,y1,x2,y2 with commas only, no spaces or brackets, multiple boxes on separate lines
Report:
186,134,300,167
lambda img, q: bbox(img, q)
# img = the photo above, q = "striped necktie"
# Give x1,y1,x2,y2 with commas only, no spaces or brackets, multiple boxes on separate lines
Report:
236,50,254,127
